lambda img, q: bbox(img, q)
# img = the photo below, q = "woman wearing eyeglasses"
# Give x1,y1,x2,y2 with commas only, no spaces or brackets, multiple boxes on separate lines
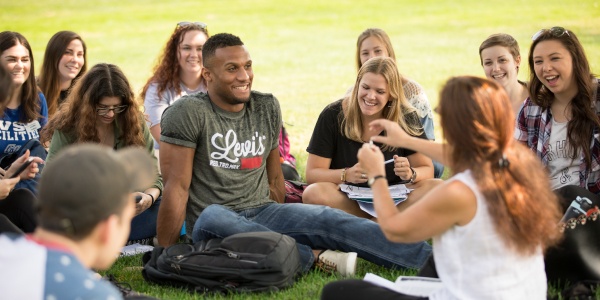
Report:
41,63,162,244
141,22,209,153
479,33,528,115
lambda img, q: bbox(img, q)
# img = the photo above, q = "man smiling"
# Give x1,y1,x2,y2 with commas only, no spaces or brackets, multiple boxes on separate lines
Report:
157,33,432,277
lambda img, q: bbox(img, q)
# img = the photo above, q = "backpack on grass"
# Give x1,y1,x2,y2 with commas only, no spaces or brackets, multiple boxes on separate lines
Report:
142,231,302,293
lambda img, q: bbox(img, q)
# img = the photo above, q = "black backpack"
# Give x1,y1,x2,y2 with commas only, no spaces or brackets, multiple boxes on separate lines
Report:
142,231,302,293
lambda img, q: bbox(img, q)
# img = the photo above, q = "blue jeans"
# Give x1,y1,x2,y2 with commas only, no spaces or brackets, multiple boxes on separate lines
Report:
193,203,432,273
128,198,161,241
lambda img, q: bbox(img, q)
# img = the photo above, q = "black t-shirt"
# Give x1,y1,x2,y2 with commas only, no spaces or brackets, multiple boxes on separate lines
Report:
306,99,427,186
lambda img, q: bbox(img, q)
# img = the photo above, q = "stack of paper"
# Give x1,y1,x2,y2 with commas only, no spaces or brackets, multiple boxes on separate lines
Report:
339,183,412,203
339,183,412,217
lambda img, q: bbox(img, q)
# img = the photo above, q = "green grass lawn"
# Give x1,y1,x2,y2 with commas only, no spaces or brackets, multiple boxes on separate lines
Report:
3,0,600,298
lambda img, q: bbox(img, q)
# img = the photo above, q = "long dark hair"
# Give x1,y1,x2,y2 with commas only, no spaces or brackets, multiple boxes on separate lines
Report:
41,63,144,146
39,31,87,116
440,76,562,254
528,28,598,168
0,31,41,122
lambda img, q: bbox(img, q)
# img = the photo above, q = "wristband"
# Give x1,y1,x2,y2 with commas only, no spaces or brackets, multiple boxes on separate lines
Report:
341,167,348,183
368,175,386,187
409,167,417,184
146,193,155,205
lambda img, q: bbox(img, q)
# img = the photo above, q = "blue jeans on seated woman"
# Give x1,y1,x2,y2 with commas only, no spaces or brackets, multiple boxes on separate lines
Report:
193,203,432,273
128,197,161,243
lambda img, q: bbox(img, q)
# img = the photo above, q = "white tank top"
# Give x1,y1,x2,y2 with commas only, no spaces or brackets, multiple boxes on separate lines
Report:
430,170,547,300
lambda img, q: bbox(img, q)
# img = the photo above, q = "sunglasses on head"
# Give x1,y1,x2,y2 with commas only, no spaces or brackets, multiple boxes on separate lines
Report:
532,26,570,41
177,21,207,29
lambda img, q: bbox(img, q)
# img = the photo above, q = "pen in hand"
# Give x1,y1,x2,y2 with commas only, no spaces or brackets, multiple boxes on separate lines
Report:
369,140,394,165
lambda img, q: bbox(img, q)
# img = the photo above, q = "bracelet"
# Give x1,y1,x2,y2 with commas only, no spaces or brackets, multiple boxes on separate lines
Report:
146,193,155,205
368,175,386,187
341,167,348,183
409,167,417,184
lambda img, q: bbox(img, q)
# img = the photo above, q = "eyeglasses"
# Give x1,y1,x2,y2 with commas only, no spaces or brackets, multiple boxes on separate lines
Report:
177,21,207,29
96,105,128,116
532,26,570,41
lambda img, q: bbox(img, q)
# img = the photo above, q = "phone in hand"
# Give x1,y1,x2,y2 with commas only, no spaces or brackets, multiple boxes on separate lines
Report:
9,157,34,179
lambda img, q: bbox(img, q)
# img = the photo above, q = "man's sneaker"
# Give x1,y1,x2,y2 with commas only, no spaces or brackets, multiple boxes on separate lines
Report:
316,250,357,276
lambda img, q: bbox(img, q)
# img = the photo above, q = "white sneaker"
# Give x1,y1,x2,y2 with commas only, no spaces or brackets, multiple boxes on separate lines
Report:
316,250,357,276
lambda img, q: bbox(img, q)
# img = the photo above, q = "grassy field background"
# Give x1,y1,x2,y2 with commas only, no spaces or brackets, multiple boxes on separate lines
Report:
3,0,600,177
2,0,600,298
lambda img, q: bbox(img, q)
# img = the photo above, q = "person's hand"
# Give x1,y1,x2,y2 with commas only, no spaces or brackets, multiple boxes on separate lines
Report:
5,150,44,180
133,192,152,216
393,155,413,181
0,177,20,200
0,168,6,179
368,119,411,148
357,143,385,178
345,162,368,184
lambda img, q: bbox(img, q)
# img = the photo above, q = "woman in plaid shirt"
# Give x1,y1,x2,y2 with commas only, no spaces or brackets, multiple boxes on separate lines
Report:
516,26,600,283
515,27,600,195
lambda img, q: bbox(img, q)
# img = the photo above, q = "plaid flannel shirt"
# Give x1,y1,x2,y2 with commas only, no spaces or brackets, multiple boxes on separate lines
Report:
515,87,600,194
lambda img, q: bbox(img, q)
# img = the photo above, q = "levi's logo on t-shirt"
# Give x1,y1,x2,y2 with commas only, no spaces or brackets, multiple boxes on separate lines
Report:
209,130,267,170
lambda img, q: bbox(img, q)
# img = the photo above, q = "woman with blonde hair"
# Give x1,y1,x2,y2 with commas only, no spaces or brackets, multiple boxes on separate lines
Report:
349,28,442,177
322,76,562,299
303,57,434,219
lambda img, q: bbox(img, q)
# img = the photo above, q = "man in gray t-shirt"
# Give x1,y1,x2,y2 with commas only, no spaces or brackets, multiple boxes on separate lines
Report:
157,33,432,277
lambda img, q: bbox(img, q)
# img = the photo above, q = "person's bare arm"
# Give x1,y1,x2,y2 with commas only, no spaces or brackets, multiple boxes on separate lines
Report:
149,124,161,147
306,154,368,185
266,147,285,203
156,142,195,246
358,143,475,243
369,119,450,166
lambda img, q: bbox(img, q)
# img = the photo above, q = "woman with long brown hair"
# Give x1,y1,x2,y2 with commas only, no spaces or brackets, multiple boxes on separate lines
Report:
38,30,87,117
0,31,48,193
516,26,600,283
41,63,162,244
322,76,562,299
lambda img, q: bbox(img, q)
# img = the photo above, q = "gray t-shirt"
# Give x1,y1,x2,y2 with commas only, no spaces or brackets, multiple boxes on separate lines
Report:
161,91,282,231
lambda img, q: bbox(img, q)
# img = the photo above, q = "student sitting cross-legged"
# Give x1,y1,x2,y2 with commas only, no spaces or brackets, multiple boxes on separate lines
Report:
157,33,432,277
303,56,438,219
